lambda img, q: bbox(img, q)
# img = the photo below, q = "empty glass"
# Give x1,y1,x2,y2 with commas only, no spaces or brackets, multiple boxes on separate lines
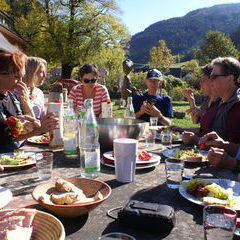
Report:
165,158,184,189
150,117,158,126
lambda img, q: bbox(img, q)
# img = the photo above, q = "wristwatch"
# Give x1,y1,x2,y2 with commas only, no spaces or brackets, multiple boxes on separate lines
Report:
235,147,240,172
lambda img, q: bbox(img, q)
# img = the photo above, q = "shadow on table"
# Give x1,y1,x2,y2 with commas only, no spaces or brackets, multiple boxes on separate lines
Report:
59,214,89,235
101,218,172,240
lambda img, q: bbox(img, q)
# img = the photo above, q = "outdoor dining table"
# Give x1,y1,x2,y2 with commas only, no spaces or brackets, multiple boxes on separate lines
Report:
1,141,239,240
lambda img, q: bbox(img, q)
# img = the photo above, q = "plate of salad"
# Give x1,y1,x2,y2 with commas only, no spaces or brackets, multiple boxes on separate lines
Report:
0,152,36,169
102,150,161,165
27,134,50,145
179,178,240,210
162,147,208,163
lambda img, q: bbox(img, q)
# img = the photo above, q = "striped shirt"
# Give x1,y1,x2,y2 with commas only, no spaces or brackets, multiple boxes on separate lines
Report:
69,83,110,117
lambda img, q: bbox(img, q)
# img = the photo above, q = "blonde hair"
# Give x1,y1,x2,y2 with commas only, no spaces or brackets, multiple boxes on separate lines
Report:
23,57,47,87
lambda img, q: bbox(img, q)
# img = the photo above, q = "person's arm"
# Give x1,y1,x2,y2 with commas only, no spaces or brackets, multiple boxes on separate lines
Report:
15,82,35,118
13,113,58,142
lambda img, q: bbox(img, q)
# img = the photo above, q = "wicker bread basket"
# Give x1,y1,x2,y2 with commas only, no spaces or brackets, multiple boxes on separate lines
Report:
0,209,65,240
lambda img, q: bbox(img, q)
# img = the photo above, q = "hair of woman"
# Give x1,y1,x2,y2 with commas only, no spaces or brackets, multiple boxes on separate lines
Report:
78,64,99,78
23,57,47,87
0,52,26,76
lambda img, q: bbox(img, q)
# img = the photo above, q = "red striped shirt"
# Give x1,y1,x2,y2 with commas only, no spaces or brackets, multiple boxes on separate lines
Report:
69,84,110,117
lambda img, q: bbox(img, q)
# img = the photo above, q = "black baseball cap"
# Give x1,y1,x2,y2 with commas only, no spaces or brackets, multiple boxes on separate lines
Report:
146,69,163,80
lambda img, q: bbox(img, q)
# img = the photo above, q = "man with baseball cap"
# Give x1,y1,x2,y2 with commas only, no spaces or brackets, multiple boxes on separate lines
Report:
132,69,173,125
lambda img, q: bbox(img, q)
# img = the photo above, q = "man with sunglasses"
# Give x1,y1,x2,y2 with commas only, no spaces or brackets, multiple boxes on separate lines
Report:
183,57,240,145
69,64,111,117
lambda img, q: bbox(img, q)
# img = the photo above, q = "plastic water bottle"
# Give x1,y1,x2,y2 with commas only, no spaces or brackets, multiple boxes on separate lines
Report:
80,99,100,178
63,99,78,157
124,97,135,119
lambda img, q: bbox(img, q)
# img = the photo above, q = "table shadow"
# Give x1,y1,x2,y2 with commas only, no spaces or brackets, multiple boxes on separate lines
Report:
59,214,89,235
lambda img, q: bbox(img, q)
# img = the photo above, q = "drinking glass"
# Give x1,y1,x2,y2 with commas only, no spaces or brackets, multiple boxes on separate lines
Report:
161,130,172,145
203,205,237,240
36,152,53,181
99,232,136,240
145,129,156,148
165,158,184,189
150,117,158,126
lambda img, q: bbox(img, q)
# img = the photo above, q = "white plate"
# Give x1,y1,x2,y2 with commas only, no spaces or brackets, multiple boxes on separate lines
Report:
162,147,208,163
0,186,12,208
103,151,161,165
179,178,240,210
101,158,160,169
0,152,36,169
27,135,49,145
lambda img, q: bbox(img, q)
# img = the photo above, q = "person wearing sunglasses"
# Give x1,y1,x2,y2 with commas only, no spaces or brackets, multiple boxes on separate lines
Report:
69,64,111,117
183,57,240,146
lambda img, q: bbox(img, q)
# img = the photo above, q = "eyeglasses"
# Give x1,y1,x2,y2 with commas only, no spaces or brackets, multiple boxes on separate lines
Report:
210,74,230,80
83,78,97,83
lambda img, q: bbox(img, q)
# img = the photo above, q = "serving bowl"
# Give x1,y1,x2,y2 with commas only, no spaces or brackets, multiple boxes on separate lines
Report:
97,118,146,153
0,209,65,240
32,177,111,218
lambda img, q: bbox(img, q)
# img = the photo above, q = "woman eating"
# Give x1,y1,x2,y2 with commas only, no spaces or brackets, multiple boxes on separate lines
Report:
0,51,58,152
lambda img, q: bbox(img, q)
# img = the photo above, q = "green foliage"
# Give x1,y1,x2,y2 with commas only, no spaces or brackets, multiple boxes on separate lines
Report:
182,60,201,90
163,75,184,95
129,72,147,92
196,31,239,65
11,0,130,79
171,86,185,101
149,40,175,73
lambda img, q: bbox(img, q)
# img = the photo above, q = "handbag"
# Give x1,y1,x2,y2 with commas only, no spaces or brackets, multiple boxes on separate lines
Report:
107,200,176,234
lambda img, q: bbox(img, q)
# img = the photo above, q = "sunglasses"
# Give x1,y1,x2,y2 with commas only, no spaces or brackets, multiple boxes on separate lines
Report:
210,74,230,80
83,78,97,83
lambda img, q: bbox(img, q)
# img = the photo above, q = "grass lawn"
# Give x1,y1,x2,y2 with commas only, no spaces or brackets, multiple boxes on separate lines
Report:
112,100,199,129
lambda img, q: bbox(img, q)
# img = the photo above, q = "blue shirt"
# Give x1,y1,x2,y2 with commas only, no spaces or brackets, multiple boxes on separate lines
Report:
132,92,173,122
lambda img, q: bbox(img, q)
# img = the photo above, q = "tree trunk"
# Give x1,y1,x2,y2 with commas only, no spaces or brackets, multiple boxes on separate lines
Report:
61,63,74,79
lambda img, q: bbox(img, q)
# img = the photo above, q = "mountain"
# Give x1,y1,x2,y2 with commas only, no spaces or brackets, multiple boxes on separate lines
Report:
129,3,240,64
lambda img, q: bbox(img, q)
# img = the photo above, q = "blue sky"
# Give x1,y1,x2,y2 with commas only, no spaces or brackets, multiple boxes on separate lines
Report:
117,0,240,35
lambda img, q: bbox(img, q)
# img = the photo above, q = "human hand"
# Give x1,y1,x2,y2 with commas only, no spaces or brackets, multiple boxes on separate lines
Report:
15,81,31,103
38,113,59,134
139,101,151,115
146,103,163,118
207,147,236,169
182,131,199,145
16,115,41,134
183,88,194,101
199,131,226,149
186,107,202,118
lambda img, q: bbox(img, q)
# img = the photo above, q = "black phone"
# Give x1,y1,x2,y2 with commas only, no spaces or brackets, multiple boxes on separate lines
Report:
147,99,157,105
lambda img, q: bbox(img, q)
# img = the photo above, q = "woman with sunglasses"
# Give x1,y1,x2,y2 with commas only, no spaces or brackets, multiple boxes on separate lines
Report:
69,64,111,117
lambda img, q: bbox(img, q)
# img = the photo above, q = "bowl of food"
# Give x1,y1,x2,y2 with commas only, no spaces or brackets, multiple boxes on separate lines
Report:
97,118,146,153
32,177,111,218
0,208,65,240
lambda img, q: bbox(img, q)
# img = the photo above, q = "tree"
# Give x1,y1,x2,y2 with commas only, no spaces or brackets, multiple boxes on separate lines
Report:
0,0,10,13
149,40,175,73
231,25,240,51
5,0,129,78
196,31,239,65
